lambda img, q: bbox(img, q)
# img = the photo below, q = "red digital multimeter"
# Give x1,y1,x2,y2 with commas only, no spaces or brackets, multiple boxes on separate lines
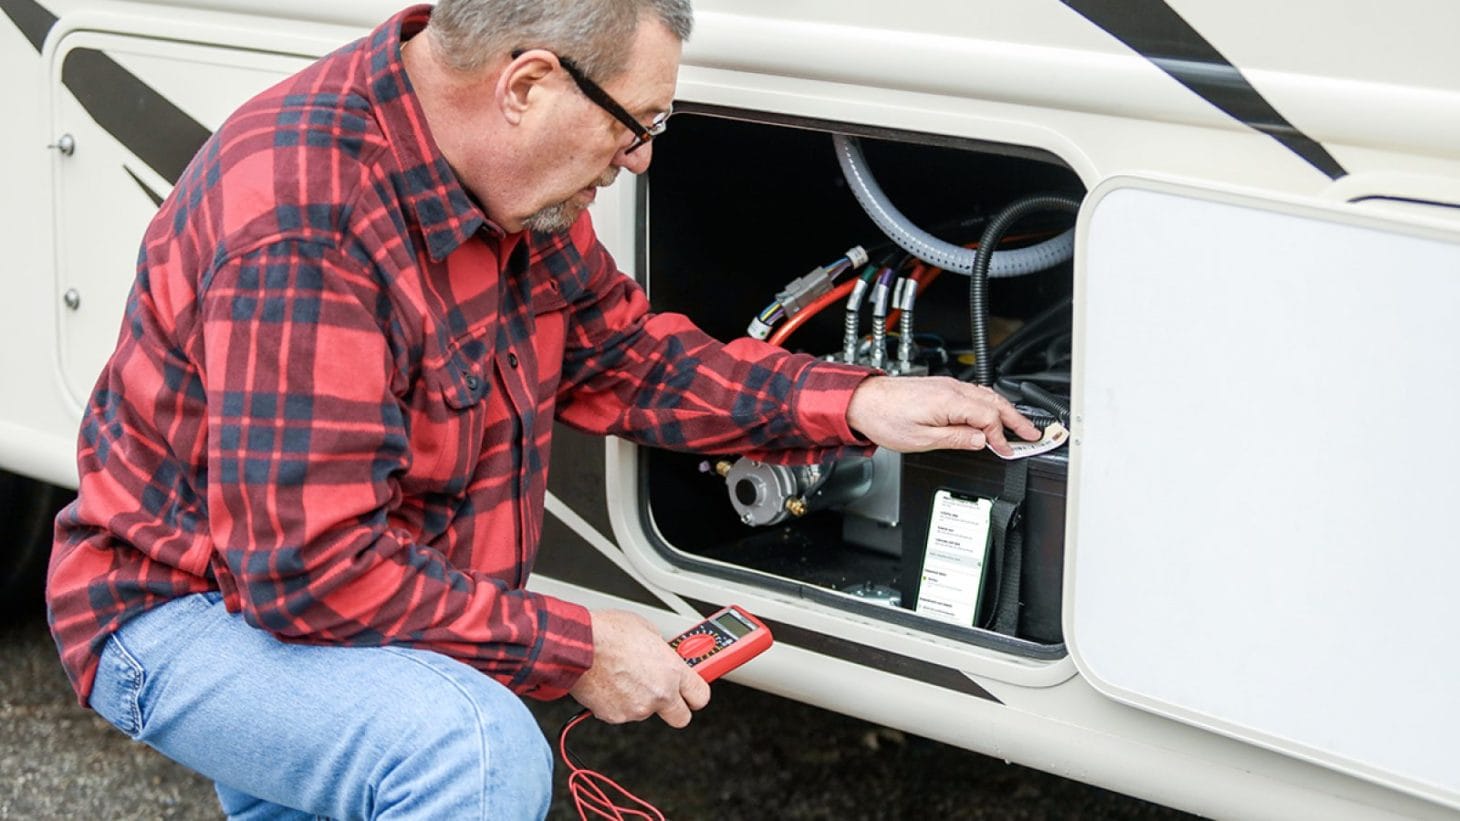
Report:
559,606,775,819
667,605,773,682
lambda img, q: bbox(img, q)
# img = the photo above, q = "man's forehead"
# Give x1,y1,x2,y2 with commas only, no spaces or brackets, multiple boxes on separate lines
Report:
605,20,682,113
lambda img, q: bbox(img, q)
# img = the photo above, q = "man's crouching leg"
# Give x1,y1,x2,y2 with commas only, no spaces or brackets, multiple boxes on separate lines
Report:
87,592,553,820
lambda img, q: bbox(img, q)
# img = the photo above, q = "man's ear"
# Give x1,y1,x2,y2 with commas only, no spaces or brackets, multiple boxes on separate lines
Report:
497,50,558,126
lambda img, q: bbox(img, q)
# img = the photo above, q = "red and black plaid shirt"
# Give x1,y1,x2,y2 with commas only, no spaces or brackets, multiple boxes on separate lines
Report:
48,6,871,704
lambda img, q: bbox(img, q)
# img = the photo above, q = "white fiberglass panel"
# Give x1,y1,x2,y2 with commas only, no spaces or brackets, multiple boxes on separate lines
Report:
1068,178,1460,808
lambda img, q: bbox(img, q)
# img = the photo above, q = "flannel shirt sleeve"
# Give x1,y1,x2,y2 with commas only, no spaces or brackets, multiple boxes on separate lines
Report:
199,238,591,698
552,219,874,464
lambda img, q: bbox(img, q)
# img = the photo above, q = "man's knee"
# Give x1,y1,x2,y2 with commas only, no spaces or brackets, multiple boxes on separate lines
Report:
373,652,552,819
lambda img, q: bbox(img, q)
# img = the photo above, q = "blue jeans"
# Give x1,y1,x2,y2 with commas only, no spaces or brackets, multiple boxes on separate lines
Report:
89,591,553,820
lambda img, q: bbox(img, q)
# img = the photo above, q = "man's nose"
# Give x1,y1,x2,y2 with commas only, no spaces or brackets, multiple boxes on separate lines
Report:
616,142,654,175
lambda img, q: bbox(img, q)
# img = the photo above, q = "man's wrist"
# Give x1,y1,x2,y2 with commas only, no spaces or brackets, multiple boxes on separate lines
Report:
793,361,877,444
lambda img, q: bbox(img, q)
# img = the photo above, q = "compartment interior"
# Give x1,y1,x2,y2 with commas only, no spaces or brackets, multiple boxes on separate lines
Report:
639,110,1084,656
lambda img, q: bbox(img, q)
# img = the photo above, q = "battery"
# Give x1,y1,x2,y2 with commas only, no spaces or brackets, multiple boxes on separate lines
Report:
898,447,1068,645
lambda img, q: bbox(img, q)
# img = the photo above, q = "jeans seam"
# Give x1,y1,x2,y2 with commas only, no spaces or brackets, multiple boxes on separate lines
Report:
107,633,147,737
379,648,489,820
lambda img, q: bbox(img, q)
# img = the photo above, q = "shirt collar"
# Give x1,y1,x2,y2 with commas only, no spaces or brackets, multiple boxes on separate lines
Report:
364,5,502,262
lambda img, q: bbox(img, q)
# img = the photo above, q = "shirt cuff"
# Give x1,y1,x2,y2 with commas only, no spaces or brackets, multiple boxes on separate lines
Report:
789,359,876,445
516,596,595,700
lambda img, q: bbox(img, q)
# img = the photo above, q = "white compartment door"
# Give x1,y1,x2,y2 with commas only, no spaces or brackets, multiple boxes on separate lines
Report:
1066,177,1460,809
50,32,309,407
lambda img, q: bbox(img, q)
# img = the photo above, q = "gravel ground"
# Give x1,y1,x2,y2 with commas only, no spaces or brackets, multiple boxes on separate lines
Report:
1,602,1196,820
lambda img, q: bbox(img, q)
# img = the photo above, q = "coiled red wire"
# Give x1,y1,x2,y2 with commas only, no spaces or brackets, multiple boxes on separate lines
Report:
560,709,668,821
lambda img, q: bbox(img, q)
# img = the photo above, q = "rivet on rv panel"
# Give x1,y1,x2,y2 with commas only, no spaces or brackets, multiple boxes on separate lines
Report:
64,289,81,311
48,134,76,156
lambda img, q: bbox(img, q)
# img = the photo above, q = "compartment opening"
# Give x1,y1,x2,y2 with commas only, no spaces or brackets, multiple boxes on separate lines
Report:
639,109,1083,657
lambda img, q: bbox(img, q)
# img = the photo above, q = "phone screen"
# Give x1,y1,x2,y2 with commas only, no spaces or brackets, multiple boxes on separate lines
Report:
914,490,993,626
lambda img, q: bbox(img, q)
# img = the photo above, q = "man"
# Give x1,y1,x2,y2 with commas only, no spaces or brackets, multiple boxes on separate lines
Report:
48,1,1038,817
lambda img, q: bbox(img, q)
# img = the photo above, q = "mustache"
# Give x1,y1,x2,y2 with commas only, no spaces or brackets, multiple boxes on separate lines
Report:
594,167,620,187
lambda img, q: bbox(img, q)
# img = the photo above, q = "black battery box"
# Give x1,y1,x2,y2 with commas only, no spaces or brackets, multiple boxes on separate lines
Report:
899,447,1068,645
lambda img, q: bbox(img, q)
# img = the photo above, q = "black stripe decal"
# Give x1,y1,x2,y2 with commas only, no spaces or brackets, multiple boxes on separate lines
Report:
684,597,1002,703
0,0,55,53
1062,0,1346,180
5,2,209,189
123,165,165,208
61,47,212,185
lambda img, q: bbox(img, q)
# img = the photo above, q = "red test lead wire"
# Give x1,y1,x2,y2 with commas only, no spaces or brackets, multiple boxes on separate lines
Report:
558,606,774,820
560,709,666,821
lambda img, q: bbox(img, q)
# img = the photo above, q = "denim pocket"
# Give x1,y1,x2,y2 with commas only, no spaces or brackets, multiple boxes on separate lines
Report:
91,632,146,738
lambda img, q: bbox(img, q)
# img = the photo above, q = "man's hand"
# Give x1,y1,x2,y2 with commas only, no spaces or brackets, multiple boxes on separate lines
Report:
846,375,1042,457
569,609,711,727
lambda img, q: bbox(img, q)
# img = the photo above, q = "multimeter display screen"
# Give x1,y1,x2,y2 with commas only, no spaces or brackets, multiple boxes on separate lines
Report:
714,612,753,638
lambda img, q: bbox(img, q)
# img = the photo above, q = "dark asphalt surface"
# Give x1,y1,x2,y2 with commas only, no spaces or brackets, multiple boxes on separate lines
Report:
1,600,1196,820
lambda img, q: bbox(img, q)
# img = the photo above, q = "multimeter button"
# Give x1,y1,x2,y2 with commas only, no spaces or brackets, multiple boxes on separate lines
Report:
676,634,717,659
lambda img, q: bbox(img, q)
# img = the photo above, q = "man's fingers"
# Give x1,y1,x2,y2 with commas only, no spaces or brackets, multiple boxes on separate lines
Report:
1001,406,1042,441
956,428,988,452
656,665,711,727
967,384,1040,443
983,424,1014,457
849,375,1049,454
972,385,1038,441
681,669,712,711
658,697,693,729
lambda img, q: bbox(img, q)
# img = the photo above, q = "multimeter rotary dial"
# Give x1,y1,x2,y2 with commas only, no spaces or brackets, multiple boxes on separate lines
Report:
673,631,719,661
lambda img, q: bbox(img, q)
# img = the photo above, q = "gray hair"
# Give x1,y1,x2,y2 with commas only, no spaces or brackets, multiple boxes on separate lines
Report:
427,0,693,79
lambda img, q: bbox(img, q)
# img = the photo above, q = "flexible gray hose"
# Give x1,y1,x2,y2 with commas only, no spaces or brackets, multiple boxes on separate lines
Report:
832,134,1074,276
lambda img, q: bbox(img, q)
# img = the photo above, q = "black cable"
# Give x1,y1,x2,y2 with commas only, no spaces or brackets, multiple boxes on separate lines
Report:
996,377,1071,427
993,328,1069,378
990,294,1072,360
998,370,1070,387
1019,381,1070,427
968,195,1081,386
1043,332,1072,365
989,296,1074,375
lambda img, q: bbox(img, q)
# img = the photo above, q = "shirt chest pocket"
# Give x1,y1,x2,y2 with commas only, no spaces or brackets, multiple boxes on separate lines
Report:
402,340,491,494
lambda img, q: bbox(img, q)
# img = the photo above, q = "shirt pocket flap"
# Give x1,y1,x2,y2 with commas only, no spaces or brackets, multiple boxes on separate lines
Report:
427,340,492,410
527,268,570,315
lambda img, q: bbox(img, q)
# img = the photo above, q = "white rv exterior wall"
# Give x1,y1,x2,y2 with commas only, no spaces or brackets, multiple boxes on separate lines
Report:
3,2,1458,817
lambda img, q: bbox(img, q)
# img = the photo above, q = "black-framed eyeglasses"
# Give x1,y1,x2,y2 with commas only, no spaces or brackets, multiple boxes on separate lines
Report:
512,50,671,155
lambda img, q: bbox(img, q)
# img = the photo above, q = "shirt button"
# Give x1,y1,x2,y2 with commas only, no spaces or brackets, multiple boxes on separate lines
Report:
464,374,480,391
507,352,519,368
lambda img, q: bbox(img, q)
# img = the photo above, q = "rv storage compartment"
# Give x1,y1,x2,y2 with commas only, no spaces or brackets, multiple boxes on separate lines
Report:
640,111,1082,656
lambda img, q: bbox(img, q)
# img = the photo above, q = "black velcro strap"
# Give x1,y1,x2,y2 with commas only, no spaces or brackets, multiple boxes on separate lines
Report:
985,459,1029,634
